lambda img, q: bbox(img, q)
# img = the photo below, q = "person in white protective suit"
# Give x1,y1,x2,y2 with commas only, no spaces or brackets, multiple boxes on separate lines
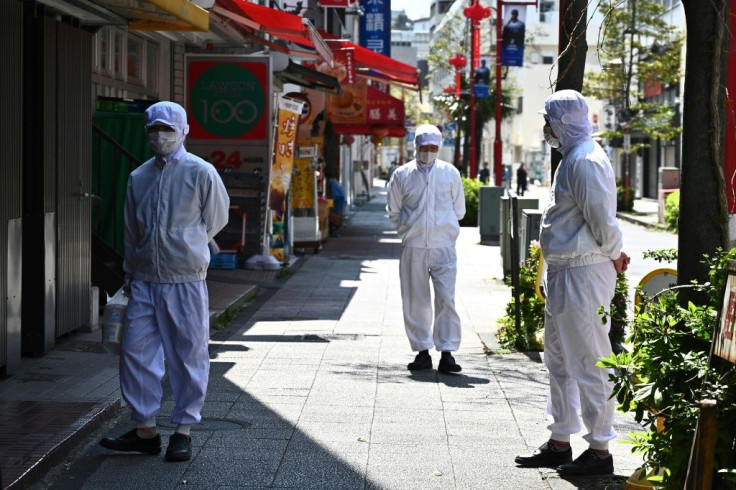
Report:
100,101,229,462
515,90,630,476
386,124,466,374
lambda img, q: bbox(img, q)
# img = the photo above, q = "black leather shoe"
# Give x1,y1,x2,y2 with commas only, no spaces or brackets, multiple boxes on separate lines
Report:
515,442,573,468
407,351,432,370
438,353,462,373
99,429,161,454
557,449,614,476
165,433,192,462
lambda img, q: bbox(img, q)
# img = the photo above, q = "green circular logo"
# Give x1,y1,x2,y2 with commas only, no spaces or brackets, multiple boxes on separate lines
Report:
191,64,265,138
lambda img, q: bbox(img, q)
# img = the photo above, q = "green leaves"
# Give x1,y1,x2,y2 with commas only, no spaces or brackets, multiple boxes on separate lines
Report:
606,247,736,488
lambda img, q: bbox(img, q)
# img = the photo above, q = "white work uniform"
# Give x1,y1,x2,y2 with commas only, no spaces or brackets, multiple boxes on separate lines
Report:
386,159,466,352
539,92,623,450
122,133,229,426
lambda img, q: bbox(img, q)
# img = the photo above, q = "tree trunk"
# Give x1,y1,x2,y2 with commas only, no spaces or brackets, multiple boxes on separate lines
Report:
550,0,588,177
679,0,729,294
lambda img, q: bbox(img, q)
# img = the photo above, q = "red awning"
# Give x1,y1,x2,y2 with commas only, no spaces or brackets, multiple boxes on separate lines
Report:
332,125,406,137
318,32,419,89
213,0,333,65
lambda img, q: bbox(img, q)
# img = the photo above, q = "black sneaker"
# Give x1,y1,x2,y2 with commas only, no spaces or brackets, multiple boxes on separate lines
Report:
438,353,462,373
515,442,573,468
407,351,432,370
557,449,614,476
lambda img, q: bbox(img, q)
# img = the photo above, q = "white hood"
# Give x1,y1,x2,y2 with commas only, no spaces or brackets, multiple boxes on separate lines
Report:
540,90,593,155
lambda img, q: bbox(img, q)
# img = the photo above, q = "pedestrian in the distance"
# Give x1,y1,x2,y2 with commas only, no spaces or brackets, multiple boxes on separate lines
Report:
100,101,230,462
516,163,528,196
478,161,491,184
386,124,466,374
515,90,630,476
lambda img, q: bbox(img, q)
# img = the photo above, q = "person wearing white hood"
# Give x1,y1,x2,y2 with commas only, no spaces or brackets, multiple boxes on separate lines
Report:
100,101,229,462
515,90,630,475
386,124,466,373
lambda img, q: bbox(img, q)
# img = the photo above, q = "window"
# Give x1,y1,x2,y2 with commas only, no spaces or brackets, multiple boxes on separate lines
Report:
542,55,554,65
97,28,112,76
92,27,161,98
113,30,124,79
127,35,144,85
147,43,159,93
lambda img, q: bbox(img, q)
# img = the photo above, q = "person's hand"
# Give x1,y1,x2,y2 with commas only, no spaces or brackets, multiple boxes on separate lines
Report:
613,252,630,274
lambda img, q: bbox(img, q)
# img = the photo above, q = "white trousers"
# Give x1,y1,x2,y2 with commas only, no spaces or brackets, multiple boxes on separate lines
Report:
399,246,462,352
121,280,210,425
543,261,617,450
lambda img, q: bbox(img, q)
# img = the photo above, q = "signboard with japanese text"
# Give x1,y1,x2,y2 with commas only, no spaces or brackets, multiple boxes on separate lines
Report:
270,97,305,211
327,78,367,124
501,5,526,67
305,49,364,125
359,0,391,57
716,260,736,364
185,55,271,173
292,137,323,209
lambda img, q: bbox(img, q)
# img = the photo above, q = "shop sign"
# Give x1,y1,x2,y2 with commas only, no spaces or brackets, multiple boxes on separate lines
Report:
359,0,390,57
186,55,271,172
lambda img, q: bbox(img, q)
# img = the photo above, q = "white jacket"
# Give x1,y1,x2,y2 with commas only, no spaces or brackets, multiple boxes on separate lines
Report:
386,159,466,248
540,138,622,272
123,145,230,283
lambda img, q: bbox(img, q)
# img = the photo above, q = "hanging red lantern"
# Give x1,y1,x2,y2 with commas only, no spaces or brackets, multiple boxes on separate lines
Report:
342,135,355,145
370,125,389,146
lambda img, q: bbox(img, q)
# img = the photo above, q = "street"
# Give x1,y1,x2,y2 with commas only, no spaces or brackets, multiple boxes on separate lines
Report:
32,183,669,490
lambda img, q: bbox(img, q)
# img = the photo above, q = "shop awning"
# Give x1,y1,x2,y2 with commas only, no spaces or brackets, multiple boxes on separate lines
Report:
213,0,333,65
332,125,406,137
276,60,343,96
319,34,419,89
85,0,210,31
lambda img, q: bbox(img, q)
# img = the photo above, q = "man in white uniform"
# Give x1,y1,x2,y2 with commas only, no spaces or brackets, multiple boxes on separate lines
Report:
100,102,229,462
386,124,466,373
515,90,630,475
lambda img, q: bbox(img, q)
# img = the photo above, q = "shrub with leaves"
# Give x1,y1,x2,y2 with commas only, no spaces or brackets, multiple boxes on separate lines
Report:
599,248,736,489
497,242,546,351
664,190,679,231
609,272,629,354
460,176,481,227
617,184,635,212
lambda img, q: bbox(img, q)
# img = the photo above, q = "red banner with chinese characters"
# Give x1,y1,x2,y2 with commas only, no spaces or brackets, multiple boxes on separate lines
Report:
365,85,405,126
270,97,305,211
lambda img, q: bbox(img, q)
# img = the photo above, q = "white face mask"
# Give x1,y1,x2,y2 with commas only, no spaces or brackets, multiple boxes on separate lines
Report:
148,131,182,155
417,151,438,165
543,125,560,148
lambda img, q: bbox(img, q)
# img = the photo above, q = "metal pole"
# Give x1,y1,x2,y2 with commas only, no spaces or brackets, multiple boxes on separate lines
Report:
493,0,503,186
470,5,479,179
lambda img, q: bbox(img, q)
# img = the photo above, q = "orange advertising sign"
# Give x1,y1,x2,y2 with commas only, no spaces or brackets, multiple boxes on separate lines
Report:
269,97,304,211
